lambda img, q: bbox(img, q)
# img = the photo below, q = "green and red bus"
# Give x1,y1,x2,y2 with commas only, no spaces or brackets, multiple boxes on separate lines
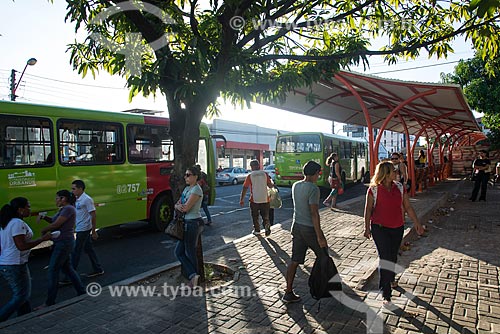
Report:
274,132,369,188
0,101,220,241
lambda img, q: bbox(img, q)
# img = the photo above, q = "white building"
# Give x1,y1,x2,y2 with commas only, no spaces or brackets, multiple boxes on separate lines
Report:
340,123,415,159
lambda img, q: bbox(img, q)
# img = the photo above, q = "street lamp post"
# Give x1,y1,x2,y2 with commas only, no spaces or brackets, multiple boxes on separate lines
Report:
10,57,37,101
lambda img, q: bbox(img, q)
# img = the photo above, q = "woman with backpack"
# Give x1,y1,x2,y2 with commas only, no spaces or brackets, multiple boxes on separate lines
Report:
363,161,424,306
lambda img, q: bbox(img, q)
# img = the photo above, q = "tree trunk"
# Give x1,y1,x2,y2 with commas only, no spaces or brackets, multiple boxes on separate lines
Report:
166,93,211,283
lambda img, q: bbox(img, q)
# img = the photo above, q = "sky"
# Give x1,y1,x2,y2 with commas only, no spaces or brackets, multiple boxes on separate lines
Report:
0,1,477,134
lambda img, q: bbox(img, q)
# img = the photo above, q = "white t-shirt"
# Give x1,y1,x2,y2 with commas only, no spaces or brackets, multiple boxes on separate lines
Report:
249,170,270,204
0,218,33,265
75,192,96,232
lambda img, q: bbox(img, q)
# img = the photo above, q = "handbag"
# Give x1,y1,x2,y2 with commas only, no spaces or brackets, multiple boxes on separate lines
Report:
337,184,344,195
165,211,184,240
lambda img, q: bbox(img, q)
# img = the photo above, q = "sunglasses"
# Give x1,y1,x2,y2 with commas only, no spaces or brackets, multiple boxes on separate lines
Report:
391,157,399,160
184,173,193,177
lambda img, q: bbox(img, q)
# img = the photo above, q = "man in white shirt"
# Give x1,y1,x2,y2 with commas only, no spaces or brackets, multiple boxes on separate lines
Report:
240,160,275,236
69,180,103,278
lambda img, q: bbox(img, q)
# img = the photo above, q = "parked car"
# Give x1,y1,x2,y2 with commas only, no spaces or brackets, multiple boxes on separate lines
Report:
216,167,249,185
264,164,276,181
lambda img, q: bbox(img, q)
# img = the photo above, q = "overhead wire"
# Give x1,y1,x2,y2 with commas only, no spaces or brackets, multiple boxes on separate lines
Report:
0,48,476,105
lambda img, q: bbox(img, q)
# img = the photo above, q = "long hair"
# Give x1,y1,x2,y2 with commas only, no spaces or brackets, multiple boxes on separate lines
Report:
57,190,76,206
0,197,29,229
326,153,337,165
369,161,394,187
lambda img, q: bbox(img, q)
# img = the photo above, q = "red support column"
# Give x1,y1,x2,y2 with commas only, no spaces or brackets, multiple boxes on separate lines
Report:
333,74,376,175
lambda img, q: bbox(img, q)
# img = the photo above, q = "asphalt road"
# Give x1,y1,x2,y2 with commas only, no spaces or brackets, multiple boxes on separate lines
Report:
0,181,367,312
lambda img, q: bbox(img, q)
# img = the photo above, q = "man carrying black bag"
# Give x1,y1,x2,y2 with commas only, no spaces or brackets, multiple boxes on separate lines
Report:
283,161,341,303
309,248,342,300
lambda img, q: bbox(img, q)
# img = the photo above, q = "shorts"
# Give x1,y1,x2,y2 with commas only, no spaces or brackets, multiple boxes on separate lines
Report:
291,223,322,264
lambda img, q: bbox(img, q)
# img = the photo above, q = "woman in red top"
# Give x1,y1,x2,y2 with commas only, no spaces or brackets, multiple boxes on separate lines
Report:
363,161,424,305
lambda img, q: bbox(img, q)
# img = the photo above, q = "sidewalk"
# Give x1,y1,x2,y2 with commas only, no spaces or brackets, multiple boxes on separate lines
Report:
1,179,499,334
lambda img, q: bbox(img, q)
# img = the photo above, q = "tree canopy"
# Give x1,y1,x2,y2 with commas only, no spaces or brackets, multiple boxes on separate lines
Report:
58,0,500,172
442,54,500,149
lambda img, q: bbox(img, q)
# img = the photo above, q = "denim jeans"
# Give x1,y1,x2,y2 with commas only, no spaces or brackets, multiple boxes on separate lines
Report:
175,218,204,279
72,230,102,272
0,264,32,322
201,199,212,223
46,239,86,306
371,224,404,300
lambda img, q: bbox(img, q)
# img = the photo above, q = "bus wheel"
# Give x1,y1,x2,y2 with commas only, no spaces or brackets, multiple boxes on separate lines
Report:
150,193,173,232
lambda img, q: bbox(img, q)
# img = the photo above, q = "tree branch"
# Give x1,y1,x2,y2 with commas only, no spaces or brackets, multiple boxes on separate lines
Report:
190,0,201,38
247,15,500,64
238,0,378,52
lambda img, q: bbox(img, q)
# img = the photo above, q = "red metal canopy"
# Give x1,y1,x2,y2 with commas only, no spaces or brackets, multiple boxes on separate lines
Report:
263,70,486,194
266,71,481,137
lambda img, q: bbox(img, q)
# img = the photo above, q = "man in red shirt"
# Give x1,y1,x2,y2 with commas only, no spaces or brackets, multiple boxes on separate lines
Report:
240,160,275,236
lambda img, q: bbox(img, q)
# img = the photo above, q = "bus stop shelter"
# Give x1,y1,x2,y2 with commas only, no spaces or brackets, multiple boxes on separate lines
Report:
263,71,487,195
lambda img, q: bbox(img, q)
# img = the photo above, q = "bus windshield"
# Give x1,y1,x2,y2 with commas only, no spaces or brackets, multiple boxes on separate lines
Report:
275,132,369,188
276,134,321,153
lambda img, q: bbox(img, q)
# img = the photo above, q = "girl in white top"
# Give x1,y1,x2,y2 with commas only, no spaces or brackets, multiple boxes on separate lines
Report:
0,197,50,322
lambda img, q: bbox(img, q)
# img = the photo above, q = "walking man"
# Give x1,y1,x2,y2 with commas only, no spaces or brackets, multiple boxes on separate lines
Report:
69,180,103,278
240,160,274,236
283,161,327,303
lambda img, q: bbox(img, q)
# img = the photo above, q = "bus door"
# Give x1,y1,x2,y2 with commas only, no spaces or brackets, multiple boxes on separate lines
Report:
0,115,57,229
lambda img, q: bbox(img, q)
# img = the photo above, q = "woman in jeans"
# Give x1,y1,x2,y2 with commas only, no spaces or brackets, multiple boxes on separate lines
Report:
174,166,204,287
0,197,51,322
363,161,424,305
37,190,86,308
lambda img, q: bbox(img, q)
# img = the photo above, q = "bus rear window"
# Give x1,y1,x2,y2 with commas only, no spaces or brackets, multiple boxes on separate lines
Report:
276,134,321,153
0,115,53,168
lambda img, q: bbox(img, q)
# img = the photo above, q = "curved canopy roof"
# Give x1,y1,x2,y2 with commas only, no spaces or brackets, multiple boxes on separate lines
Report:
265,71,483,139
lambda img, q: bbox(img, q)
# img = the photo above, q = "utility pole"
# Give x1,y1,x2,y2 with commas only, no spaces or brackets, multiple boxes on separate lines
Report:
9,69,16,101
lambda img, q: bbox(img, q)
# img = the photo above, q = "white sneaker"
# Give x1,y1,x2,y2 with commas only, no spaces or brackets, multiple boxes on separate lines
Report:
252,230,261,235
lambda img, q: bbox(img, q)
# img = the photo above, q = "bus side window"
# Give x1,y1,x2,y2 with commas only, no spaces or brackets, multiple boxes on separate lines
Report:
58,119,124,165
127,124,173,163
0,115,53,168
90,137,107,162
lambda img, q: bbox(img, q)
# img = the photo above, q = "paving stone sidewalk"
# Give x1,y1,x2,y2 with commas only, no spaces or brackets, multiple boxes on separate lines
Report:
1,179,498,334
374,179,500,334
